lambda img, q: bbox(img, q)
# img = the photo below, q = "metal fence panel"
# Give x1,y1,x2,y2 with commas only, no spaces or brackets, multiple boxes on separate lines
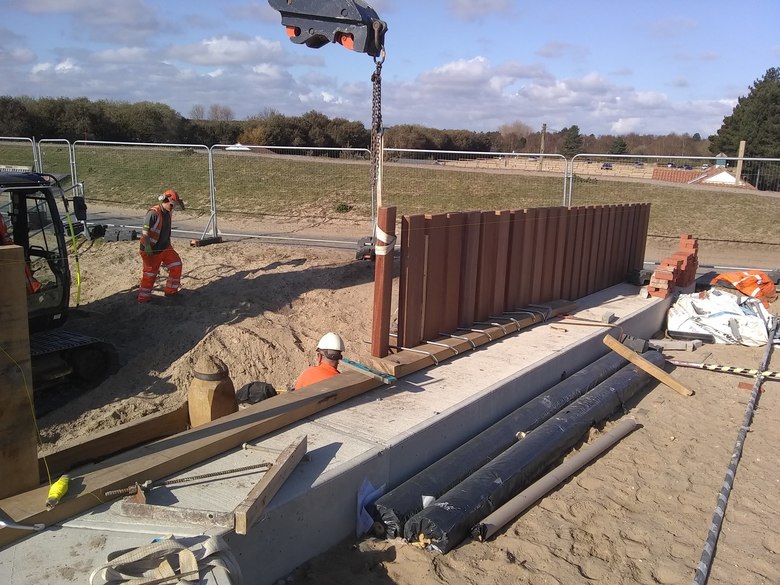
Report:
383,149,568,215
0,138,37,172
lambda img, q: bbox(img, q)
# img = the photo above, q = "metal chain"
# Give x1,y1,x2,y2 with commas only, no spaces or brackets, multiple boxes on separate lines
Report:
370,54,384,213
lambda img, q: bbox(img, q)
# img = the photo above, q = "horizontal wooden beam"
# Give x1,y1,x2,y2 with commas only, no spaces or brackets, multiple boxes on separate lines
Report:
38,403,190,481
0,371,380,549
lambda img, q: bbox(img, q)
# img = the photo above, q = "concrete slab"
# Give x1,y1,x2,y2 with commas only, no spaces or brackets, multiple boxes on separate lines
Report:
0,284,670,585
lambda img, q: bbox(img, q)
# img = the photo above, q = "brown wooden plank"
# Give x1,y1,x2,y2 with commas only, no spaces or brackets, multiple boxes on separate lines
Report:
564,207,585,300
492,210,511,315
530,207,550,303
539,207,559,302
585,206,604,295
371,206,397,357
422,213,448,341
398,214,426,348
551,207,569,300
0,246,38,499
372,299,578,378
458,211,481,327
442,213,464,334
517,208,538,308
475,211,499,321
599,205,617,290
505,210,526,310
577,206,594,299
624,204,640,275
0,371,381,549
38,403,190,481
234,435,307,535
603,334,692,396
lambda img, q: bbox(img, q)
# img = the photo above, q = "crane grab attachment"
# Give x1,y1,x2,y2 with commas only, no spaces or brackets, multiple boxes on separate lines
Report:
267,0,387,58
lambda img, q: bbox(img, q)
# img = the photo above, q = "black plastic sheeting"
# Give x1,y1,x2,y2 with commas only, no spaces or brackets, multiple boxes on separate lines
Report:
371,351,630,537
402,350,665,552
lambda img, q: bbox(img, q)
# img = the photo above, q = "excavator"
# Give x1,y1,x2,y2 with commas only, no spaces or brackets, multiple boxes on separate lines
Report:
0,171,118,391
268,0,388,260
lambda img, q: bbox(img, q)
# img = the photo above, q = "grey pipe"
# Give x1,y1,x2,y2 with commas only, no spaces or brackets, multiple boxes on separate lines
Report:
692,321,778,585
472,417,639,542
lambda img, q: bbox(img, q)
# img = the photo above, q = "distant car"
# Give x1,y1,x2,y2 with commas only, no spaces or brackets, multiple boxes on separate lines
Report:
601,162,613,170
701,163,711,169
633,161,644,167
225,143,251,151
528,156,539,161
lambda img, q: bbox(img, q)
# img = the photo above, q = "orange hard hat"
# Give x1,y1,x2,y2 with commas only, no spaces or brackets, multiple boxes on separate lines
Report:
163,189,179,201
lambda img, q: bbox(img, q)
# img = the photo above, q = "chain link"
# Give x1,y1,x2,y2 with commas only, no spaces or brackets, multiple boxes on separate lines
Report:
370,56,384,209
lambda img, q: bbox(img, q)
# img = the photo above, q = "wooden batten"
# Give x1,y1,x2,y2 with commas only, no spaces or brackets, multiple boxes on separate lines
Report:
372,299,577,378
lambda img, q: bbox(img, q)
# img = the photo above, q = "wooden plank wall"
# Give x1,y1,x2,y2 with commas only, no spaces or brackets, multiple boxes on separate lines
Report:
395,204,650,350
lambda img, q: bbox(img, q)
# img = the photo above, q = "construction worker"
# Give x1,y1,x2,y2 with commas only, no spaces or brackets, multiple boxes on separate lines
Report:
293,332,345,390
138,189,185,303
0,213,41,294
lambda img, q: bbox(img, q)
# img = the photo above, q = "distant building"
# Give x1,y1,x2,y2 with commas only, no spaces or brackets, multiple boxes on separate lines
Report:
715,152,728,167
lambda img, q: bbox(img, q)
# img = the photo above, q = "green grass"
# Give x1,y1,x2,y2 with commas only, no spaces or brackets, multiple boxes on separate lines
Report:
2,143,778,244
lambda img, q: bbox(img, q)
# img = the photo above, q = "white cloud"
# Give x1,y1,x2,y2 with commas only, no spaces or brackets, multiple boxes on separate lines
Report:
32,63,53,74
96,47,150,63
611,118,642,133
170,36,283,66
54,58,80,73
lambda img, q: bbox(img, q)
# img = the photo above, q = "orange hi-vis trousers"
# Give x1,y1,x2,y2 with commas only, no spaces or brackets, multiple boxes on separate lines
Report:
138,247,182,302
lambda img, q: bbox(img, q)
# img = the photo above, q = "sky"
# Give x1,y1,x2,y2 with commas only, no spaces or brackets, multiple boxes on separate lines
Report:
1,0,779,138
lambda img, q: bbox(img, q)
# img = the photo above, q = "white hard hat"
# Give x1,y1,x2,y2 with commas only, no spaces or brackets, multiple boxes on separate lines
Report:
317,332,345,352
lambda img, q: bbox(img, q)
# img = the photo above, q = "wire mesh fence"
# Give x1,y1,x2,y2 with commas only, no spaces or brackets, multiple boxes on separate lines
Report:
2,136,778,267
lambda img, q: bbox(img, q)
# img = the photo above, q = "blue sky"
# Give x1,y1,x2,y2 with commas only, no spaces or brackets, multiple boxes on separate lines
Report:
1,0,778,137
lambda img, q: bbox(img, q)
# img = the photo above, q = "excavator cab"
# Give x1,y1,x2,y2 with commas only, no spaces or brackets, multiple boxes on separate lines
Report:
0,172,71,332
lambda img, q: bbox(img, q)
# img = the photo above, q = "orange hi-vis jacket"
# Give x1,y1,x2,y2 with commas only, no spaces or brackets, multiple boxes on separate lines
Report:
293,362,340,391
0,214,41,294
711,270,777,308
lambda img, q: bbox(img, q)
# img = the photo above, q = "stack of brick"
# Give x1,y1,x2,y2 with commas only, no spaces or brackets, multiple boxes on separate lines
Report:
647,234,699,298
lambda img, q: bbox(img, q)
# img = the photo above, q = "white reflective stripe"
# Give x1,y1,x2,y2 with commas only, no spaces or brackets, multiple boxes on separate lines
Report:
143,271,158,277
166,261,183,268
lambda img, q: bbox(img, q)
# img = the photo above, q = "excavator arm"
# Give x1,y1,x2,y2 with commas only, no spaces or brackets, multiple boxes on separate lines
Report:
267,0,387,58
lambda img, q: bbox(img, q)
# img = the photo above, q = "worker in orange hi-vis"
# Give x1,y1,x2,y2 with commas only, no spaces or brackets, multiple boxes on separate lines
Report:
137,189,185,303
0,213,41,294
293,332,345,391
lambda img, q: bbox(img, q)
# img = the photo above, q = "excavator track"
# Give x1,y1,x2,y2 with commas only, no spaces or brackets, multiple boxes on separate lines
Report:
30,330,119,389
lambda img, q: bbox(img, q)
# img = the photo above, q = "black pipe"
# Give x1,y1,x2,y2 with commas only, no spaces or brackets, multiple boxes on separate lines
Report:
403,350,665,553
372,351,630,537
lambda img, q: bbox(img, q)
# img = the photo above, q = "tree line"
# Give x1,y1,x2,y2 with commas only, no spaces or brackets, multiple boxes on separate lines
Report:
1,66,777,181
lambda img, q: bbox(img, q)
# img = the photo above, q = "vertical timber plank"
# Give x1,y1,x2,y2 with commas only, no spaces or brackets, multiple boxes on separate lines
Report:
458,211,481,327
475,211,499,321
442,213,464,334
422,214,448,341
371,206,396,358
539,207,559,302
0,246,39,498
505,209,526,309
492,210,511,315
551,207,569,300
517,208,538,308
585,206,603,296
398,214,426,348
530,207,550,303
565,207,585,300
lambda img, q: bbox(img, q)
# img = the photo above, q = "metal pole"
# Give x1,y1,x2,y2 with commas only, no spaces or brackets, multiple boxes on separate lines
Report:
473,417,638,542
692,321,778,585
